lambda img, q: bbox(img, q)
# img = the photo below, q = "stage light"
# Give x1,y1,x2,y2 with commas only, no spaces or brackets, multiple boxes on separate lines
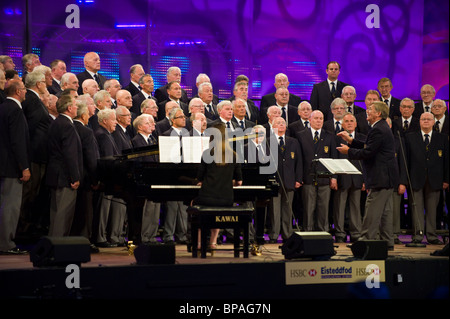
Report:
115,24,146,29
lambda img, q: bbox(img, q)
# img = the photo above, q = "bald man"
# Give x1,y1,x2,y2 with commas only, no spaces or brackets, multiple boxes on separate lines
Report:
76,52,107,94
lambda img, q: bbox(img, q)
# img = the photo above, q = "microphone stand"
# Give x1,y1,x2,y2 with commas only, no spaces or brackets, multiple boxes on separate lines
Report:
397,131,426,248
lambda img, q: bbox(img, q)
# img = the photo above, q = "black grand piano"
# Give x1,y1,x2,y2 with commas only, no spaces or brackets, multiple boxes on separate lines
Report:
97,144,279,245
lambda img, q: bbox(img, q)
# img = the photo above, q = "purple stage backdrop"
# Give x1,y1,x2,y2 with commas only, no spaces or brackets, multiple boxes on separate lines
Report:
1,0,448,105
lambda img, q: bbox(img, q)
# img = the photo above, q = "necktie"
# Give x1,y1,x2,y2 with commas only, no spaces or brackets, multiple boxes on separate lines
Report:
148,135,156,145
207,104,212,113
94,73,100,85
434,120,440,132
403,120,409,131
279,136,285,152
425,106,430,113
384,99,389,106
226,121,231,129
239,120,244,129
349,133,353,138
348,106,352,113
335,121,341,134
424,134,430,150
331,82,336,97
304,121,309,128
281,107,286,121
313,131,319,144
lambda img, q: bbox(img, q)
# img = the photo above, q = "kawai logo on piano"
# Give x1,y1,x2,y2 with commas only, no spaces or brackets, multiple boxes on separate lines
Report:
215,215,239,222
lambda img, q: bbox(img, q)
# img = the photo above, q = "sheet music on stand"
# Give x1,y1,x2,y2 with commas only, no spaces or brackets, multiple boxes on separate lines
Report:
318,158,362,175
158,136,210,163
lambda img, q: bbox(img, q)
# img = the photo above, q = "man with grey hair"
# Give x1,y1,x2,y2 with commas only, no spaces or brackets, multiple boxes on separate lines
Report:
155,66,189,104
288,101,313,136
431,99,448,135
232,98,255,130
131,74,157,116
156,100,179,136
337,101,398,249
48,59,66,95
20,71,52,237
323,97,347,134
46,94,83,237
21,53,41,84
0,55,16,71
76,51,107,94
194,73,219,105
198,81,219,120
414,84,436,118
231,81,259,123
59,72,79,97
124,64,145,97
209,100,236,130
341,86,365,116
104,78,121,108
260,73,303,124
88,90,111,131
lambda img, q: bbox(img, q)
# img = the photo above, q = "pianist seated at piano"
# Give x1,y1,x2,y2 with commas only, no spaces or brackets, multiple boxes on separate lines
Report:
192,123,243,252
131,114,161,244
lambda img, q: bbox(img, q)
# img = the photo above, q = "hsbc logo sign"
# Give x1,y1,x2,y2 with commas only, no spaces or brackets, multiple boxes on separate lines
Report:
308,269,317,277
290,268,318,278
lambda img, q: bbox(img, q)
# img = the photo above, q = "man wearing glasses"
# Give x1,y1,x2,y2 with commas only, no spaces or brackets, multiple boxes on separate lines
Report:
413,84,436,118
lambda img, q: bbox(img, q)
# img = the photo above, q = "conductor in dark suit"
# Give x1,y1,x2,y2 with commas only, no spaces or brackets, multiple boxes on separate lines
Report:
337,101,398,249
401,112,449,245
377,77,401,121
154,66,189,105
46,94,83,237
310,61,349,121
0,80,31,254
296,110,337,232
259,73,302,124
76,52,107,95
268,117,302,243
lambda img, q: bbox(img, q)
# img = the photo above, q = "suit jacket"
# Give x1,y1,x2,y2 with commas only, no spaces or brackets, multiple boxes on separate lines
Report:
288,119,309,137
435,115,449,136
348,119,398,190
76,70,107,95
229,97,260,124
259,92,302,124
271,135,302,190
355,111,370,135
112,125,133,154
309,80,348,121
22,89,52,163
95,126,120,157
296,128,337,185
381,96,402,121
392,116,420,138
203,102,220,120
155,117,171,137
0,99,30,178
404,131,449,191
413,101,432,119
124,81,141,98
335,132,365,189
154,83,189,106
323,118,345,135
47,79,62,96
74,121,99,189
46,115,83,188
231,117,255,130
131,91,158,117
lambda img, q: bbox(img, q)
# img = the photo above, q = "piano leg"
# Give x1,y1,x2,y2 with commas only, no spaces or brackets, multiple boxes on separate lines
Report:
200,224,208,258
191,221,198,258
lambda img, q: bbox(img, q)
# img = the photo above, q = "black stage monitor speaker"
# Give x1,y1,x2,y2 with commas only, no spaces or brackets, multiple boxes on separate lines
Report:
281,232,335,260
351,240,388,260
134,243,175,265
30,236,91,267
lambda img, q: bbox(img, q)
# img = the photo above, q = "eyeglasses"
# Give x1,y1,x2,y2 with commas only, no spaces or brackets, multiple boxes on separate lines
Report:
174,115,186,119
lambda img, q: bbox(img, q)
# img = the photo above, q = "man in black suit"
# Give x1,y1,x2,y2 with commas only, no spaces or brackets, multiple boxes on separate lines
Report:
377,77,402,121
392,97,420,138
155,101,178,137
323,98,347,135
0,80,31,254
46,94,83,237
193,73,219,104
93,108,122,247
48,59,66,96
333,113,365,243
104,79,121,109
161,107,190,244
288,101,313,137
0,55,16,71
123,64,145,98
402,112,449,245
273,87,300,127
268,117,302,243
20,71,52,235
154,66,189,105
310,61,349,121
58,72,80,97
198,82,219,120
341,86,365,116
76,52,107,95
112,105,133,153
431,99,449,135
89,90,112,131
157,81,189,120
337,101,398,249
413,84,436,118
131,114,160,244
230,81,259,124
259,73,302,124
21,53,41,84
131,74,157,116
297,110,337,232
232,98,255,130
116,89,137,138
72,100,99,250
